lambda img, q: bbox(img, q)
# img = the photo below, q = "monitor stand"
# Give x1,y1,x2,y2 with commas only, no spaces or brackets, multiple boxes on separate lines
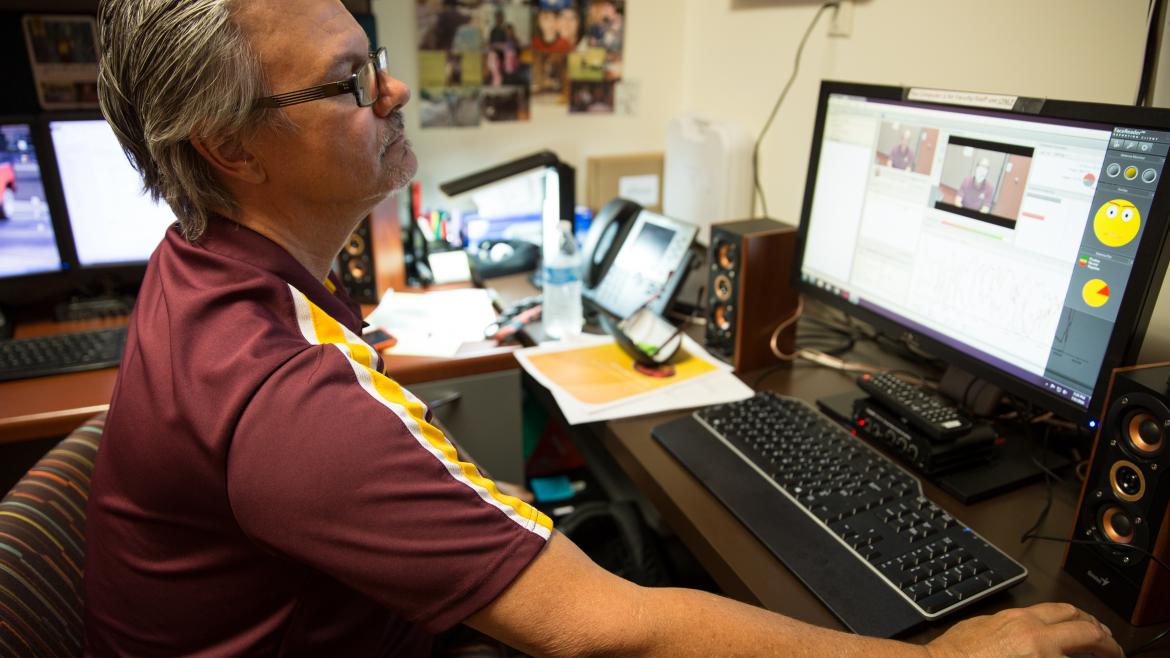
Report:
817,391,1070,504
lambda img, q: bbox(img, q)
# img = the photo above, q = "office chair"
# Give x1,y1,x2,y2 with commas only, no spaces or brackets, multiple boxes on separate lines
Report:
0,413,105,658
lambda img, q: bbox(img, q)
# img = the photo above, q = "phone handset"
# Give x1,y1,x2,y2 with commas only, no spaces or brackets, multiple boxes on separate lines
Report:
579,198,642,290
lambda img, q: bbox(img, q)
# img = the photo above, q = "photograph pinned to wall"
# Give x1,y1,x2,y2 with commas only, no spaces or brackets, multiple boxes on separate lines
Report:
532,52,569,104
569,80,615,114
482,86,529,122
417,0,533,125
417,0,481,51
417,0,485,128
565,0,624,114
531,0,582,105
614,79,639,116
420,87,483,128
582,0,624,80
21,15,100,110
479,0,532,121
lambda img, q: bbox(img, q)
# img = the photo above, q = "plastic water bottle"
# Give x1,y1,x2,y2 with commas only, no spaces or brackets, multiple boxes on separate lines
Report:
542,221,583,340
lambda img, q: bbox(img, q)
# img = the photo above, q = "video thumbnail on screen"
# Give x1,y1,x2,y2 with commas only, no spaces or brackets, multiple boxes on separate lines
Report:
932,136,1035,229
0,124,61,278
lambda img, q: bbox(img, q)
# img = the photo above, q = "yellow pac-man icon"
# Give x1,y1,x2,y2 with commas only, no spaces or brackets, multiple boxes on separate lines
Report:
1093,199,1141,247
1082,278,1110,308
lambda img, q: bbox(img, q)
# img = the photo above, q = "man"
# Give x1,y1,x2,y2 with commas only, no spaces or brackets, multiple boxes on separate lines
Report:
85,1,1123,656
957,156,997,212
890,129,915,170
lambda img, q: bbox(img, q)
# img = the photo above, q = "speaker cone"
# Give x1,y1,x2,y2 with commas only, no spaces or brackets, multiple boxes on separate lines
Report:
713,304,732,332
715,241,736,270
1099,505,1136,545
347,260,368,280
1109,459,1146,502
345,233,366,256
713,273,733,301
1125,410,1165,457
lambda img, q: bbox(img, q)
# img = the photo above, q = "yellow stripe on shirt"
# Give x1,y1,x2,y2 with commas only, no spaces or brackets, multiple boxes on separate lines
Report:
286,285,553,538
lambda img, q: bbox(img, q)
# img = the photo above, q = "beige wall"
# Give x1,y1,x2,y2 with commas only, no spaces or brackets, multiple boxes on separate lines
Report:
381,0,1167,361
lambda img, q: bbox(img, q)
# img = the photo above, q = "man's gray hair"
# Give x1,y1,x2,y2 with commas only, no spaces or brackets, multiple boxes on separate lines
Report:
97,0,273,241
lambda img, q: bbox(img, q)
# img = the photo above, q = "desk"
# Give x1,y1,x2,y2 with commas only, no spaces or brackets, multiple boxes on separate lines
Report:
558,339,1168,651
0,303,520,446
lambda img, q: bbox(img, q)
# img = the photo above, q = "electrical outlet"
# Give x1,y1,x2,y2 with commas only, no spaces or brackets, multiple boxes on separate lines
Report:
829,0,853,37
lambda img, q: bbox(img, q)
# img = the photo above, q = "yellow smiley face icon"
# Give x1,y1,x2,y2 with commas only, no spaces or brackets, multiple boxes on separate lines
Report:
1093,199,1141,247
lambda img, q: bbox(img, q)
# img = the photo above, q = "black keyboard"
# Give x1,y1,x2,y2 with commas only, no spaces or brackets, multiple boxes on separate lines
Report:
0,326,128,382
655,391,1026,633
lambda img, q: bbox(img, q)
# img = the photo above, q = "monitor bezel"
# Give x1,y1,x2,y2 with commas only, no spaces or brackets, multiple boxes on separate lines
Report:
791,80,1170,425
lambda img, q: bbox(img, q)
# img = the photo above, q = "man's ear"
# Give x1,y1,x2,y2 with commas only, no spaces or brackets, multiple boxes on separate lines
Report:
191,135,265,185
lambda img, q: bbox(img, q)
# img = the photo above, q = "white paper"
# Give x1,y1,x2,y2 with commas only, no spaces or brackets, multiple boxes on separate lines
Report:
364,288,497,357
514,334,754,425
427,250,472,284
618,173,660,207
552,368,753,425
906,87,1018,111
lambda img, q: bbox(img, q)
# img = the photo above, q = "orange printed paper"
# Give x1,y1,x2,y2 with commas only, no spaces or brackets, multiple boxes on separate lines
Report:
524,342,719,406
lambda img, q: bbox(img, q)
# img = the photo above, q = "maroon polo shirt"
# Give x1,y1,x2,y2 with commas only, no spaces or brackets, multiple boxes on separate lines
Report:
84,216,552,657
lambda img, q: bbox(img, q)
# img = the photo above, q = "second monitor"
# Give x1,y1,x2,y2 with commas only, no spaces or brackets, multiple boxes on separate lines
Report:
48,117,177,269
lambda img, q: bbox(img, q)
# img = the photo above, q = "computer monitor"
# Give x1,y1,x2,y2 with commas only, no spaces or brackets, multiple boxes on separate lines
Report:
440,150,575,252
48,117,176,268
794,81,1170,425
0,120,65,280
460,166,556,250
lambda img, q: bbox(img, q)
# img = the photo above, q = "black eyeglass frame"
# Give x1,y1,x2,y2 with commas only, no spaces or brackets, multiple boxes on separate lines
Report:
255,47,387,109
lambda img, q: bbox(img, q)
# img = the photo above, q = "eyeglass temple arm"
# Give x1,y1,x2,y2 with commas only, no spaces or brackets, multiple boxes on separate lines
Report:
256,80,354,109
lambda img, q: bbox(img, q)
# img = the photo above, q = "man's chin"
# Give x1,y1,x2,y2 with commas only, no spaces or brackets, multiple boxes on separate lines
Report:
380,150,418,194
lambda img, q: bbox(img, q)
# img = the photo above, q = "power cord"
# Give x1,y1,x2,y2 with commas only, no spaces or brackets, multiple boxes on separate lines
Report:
751,1,837,217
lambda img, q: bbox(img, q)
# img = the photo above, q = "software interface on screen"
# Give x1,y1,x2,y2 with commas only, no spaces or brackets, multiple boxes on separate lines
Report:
800,94,1167,411
0,123,63,278
49,119,176,267
463,167,552,249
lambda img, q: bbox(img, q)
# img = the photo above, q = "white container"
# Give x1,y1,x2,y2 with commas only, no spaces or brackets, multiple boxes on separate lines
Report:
542,221,583,340
663,114,754,245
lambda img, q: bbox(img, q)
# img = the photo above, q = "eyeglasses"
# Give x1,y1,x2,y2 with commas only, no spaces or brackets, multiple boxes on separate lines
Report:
255,47,388,109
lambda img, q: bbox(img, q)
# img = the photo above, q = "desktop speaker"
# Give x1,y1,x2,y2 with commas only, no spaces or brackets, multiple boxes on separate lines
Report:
705,218,798,372
334,195,406,304
1064,362,1170,626
338,217,378,303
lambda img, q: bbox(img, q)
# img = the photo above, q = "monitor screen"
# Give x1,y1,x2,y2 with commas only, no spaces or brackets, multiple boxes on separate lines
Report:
796,84,1170,420
0,122,64,278
461,166,555,250
49,118,176,267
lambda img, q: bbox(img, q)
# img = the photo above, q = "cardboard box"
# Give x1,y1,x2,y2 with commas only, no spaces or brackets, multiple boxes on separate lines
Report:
586,152,664,212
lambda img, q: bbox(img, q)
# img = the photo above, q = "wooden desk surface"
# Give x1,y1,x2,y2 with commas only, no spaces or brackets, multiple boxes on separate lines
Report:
0,293,522,445
594,344,1168,651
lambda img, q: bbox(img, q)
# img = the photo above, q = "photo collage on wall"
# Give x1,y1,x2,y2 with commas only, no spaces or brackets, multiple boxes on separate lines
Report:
416,0,625,128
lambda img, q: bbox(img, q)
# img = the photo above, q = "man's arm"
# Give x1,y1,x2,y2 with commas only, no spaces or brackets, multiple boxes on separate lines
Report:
467,533,1123,658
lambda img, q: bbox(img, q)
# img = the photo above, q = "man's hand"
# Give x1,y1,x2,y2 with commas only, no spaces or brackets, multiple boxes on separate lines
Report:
926,602,1123,658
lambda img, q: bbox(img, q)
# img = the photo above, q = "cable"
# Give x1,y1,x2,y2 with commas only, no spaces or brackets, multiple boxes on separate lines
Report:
751,1,835,217
1135,0,1164,106
1019,413,1055,544
768,297,806,361
1130,624,1170,656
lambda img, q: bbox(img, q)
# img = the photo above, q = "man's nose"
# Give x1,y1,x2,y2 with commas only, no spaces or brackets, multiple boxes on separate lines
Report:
374,71,410,117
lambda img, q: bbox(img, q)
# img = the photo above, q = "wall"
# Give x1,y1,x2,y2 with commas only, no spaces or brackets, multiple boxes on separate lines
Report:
675,0,1167,362
374,0,685,205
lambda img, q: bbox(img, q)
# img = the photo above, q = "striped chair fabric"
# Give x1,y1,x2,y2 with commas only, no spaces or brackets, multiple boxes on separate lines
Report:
0,413,105,658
